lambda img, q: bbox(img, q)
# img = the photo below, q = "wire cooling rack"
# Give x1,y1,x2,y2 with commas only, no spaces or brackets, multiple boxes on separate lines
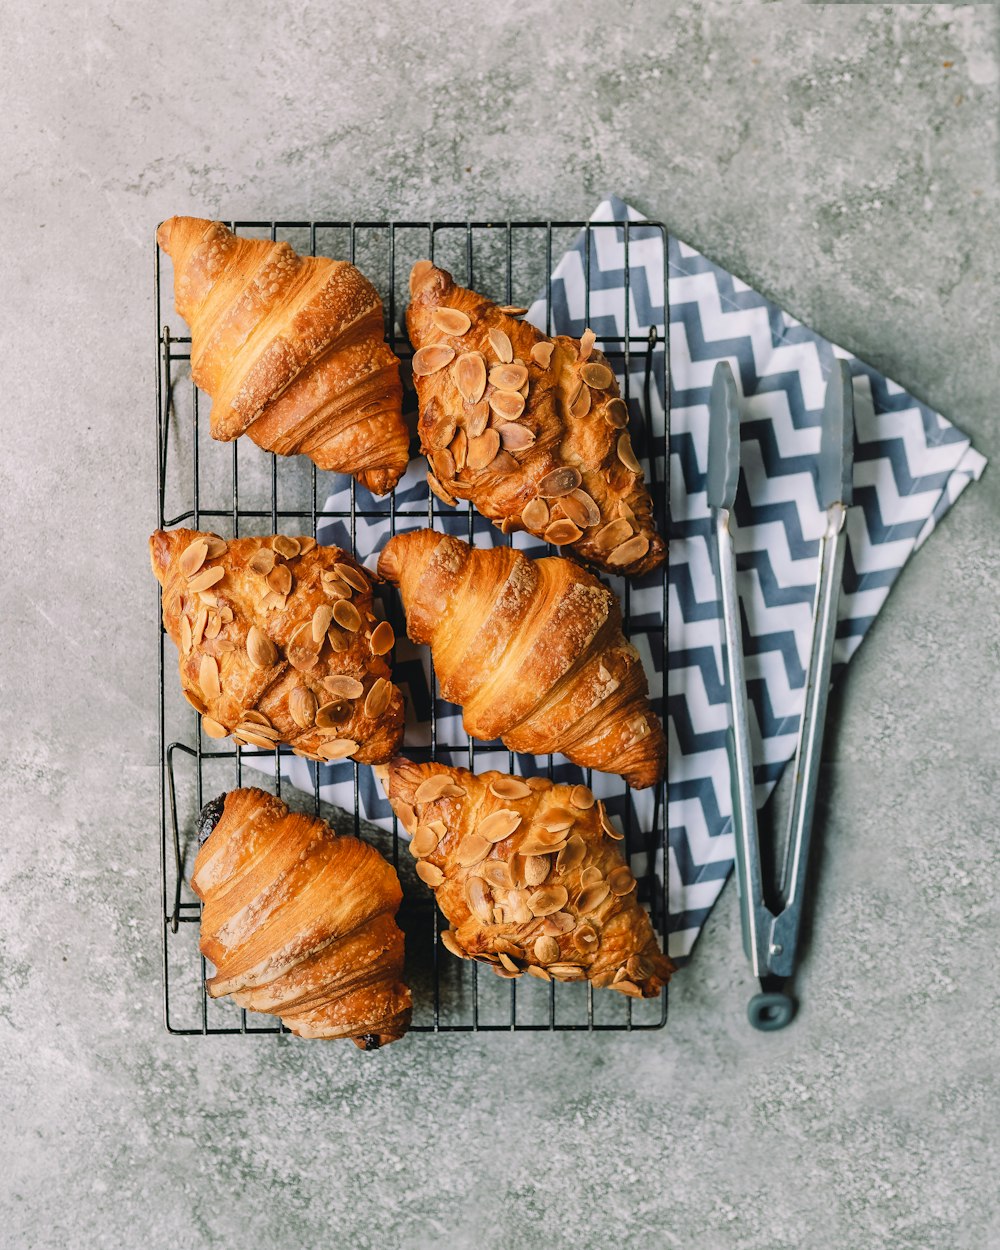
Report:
156,219,670,1035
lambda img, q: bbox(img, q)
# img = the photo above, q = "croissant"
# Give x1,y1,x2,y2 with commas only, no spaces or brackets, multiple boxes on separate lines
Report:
406,261,666,576
377,530,666,789
151,528,404,765
192,788,411,1046
157,216,409,495
377,759,672,996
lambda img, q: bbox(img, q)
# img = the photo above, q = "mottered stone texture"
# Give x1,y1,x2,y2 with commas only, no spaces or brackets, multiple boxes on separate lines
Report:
1,2,998,1247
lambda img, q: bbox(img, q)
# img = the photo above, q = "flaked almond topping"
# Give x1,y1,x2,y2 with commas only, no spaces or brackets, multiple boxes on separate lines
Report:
204,615,222,641
198,592,218,608
548,963,586,981
289,685,318,729
465,399,490,438
488,776,532,801
612,979,643,998
617,430,642,473
534,935,560,964
179,615,193,653
369,621,395,656
478,809,522,844
558,492,595,530
428,473,457,507
316,737,357,761
456,834,490,867
412,344,456,376
249,548,276,576
464,875,493,920
539,808,576,832
201,715,228,739
239,710,271,728
203,534,228,558
332,600,362,632
497,305,528,316
409,824,441,857
487,389,525,421
246,625,278,668
527,964,552,981
593,518,633,552
520,498,550,531
580,866,603,888
577,881,611,914
187,565,225,594
237,729,279,750
627,954,653,982
574,923,600,954
433,447,456,482
311,604,334,643
364,677,391,719
518,837,567,858
297,536,317,555
498,422,535,452
522,854,550,887
273,535,301,559
605,397,629,429
219,605,234,624
609,866,637,896
416,860,445,889
600,807,625,841
323,675,364,700
570,784,595,810
527,884,569,917
541,910,576,936
450,427,468,472
497,952,521,974
454,352,487,404
180,538,209,579
489,362,528,392
427,412,458,452
414,774,459,805
216,640,237,653
394,800,417,834
489,449,518,475
266,564,292,596
544,519,582,546
530,341,555,368
431,307,472,336
467,428,500,472
315,700,350,729
487,327,513,363
483,860,515,890
618,499,636,525
321,574,352,601
440,929,466,959
191,607,208,648
184,688,207,715
581,362,613,390
334,562,368,593
579,327,596,361
569,383,592,419
556,835,587,874
537,466,582,498
199,654,221,700
327,627,348,653
608,535,651,567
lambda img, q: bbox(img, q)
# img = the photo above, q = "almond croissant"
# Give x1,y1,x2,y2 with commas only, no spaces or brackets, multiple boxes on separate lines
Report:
377,530,666,789
377,759,672,996
157,216,408,494
151,528,404,764
192,788,411,1046
406,260,666,576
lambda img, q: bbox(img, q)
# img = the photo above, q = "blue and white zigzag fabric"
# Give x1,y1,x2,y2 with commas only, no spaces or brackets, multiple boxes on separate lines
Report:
260,196,986,963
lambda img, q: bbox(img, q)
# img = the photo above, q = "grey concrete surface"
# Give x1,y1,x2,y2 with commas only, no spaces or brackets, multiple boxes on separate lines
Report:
2,2,998,1247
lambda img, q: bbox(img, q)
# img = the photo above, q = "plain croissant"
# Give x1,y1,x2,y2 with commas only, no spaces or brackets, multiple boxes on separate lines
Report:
157,216,409,494
377,530,666,789
406,260,666,576
192,788,412,1046
151,528,404,764
378,758,672,996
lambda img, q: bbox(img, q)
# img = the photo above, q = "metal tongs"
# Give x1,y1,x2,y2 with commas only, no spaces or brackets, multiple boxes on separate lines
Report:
708,359,855,1030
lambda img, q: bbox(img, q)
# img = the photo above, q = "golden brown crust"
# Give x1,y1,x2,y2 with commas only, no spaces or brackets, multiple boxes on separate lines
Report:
405,261,666,575
377,530,666,789
191,787,411,1045
380,759,672,996
151,528,404,765
157,216,408,495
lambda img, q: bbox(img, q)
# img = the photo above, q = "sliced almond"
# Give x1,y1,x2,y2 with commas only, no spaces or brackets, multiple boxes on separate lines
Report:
541,911,576,936
605,397,629,429
608,865,637,896
432,447,456,482
204,615,222,641
321,573,353,600
199,654,221,701
498,422,535,452
580,866,604,888
593,518,633,552
497,952,521,974
409,824,441,858
488,776,532,801
522,855,550,887
482,860,515,890
273,535,301,559
191,607,208,648
427,412,458,452
414,774,459,805
518,837,568,858
315,700,350,729
581,362,613,390
184,688,207,715
332,600,362,632
570,784,595,810
608,535,651,567
521,498,550,530
249,548,276,576
323,675,364,700
412,344,455,376
431,307,471,336
327,627,348,653
618,499,637,525
579,327,596,362
600,807,625,841
369,620,395,656
428,473,457,507
297,536,317,554
574,923,599,954
544,519,582,546
316,737,357,761
417,860,445,889
617,431,642,473
465,401,491,439
450,427,468,472
577,881,611,914
558,492,597,530
530,341,554,368
489,363,528,391
456,834,490,867
498,305,528,316
203,535,228,558
527,885,569,917
266,564,292,595
453,352,487,404
478,809,522,844
246,625,278,669
467,428,501,471
333,562,367,593
487,327,513,363
569,383,592,419
487,390,525,421
465,875,493,921
440,930,466,958
612,979,643,998
393,800,417,834
287,622,320,671
180,538,209,579
556,835,587,874
548,963,585,981
311,604,334,643
187,565,225,594
527,964,552,981
201,715,227,739
537,466,582,498
527,778,553,793
237,730,277,750
364,677,391,719
289,685,318,729
539,808,576,833
179,615,193,653
489,449,518,475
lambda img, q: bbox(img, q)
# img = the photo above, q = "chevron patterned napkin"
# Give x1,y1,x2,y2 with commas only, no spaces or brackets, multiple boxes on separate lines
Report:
261,197,986,962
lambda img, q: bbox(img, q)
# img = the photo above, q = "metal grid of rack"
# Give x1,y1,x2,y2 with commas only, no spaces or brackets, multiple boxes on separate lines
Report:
156,219,670,1034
